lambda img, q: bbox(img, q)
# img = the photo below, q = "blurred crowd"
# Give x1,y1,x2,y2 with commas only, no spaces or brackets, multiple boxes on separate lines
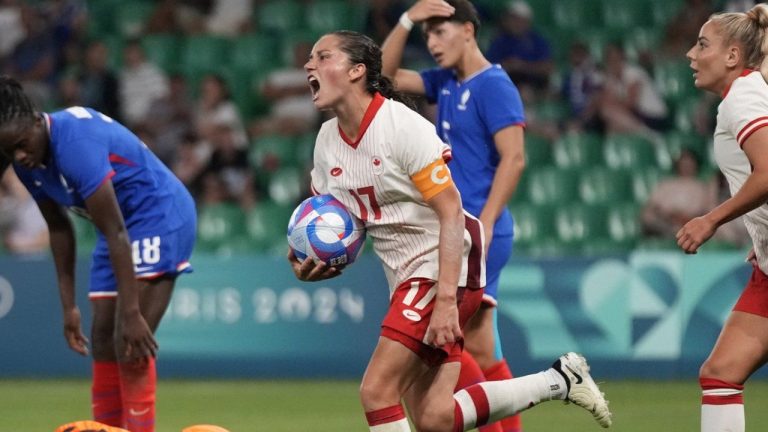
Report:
0,0,756,256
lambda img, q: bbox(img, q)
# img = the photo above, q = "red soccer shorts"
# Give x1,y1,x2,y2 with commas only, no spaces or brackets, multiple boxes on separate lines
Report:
733,265,768,317
381,277,483,367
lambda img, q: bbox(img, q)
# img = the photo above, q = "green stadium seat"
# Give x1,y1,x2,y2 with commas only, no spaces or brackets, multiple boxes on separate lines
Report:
268,167,306,206
554,202,608,247
249,135,300,173
581,238,631,256
180,36,231,77
226,68,271,119
671,95,701,135
305,0,365,33
527,166,579,205
600,0,652,29
603,134,657,169
553,133,603,168
551,0,602,30
197,203,247,253
649,0,684,27
86,0,119,38
113,0,155,38
578,167,631,204
655,59,698,104
510,203,556,248
257,0,303,33
230,34,281,74
141,34,181,73
524,134,552,168
623,27,662,63
656,131,707,170
631,166,667,203
606,201,641,244
246,201,295,253
530,100,570,124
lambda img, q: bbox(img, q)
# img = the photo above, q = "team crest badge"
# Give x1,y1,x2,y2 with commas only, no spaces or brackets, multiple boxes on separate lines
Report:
458,89,471,111
371,156,384,175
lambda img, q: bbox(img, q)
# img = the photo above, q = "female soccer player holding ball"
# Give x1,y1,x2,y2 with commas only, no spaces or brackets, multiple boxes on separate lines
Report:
677,4,768,431
288,30,611,431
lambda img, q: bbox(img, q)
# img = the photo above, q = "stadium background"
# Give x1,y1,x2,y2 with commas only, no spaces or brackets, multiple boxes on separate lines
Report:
1,0,768,430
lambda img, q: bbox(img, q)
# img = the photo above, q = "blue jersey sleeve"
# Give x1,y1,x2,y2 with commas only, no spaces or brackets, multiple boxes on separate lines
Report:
420,68,453,104
476,74,526,134
56,138,114,200
13,167,49,201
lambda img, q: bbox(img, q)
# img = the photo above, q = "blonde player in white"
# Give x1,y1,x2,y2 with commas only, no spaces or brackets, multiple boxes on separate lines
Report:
678,5,768,432
287,30,611,431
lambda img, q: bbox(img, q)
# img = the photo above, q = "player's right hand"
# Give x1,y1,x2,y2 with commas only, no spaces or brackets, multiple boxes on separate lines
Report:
407,0,455,23
63,306,89,356
287,248,342,281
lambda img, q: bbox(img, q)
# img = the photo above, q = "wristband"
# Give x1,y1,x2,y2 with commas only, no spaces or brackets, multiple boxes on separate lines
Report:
399,12,414,31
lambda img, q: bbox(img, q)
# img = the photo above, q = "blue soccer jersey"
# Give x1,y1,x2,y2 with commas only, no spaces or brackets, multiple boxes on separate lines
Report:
421,65,525,304
13,107,196,296
420,65,525,236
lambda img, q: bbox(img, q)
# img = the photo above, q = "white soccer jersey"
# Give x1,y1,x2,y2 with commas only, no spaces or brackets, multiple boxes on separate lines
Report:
714,70,768,273
310,93,485,292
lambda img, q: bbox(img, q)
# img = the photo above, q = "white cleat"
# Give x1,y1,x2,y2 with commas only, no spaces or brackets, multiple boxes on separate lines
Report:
553,352,613,428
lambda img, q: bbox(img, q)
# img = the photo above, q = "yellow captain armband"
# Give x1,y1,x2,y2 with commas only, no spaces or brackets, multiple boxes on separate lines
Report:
411,157,453,201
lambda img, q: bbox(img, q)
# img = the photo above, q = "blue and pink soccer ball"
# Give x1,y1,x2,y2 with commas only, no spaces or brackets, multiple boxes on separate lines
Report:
287,194,366,267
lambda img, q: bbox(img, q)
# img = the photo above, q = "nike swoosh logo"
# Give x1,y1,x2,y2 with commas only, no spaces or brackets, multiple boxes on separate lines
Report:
565,365,583,384
129,407,150,416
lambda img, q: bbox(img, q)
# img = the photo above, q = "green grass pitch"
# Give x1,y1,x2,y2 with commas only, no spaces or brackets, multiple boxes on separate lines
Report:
1,379,767,431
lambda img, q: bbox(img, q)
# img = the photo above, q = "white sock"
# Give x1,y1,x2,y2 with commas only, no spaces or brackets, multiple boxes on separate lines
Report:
701,404,744,432
369,418,411,432
453,369,567,429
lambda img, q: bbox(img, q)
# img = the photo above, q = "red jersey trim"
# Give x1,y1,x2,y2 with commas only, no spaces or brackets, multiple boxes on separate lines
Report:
99,170,116,188
338,92,385,149
737,116,768,147
722,68,755,98
108,153,137,166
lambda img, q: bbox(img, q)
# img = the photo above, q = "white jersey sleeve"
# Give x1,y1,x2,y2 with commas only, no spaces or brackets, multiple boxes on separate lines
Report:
714,71,768,274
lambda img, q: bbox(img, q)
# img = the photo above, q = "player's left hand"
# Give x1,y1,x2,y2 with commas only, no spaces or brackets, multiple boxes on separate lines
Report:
676,214,717,254
425,296,462,347
287,248,342,281
118,311,158,361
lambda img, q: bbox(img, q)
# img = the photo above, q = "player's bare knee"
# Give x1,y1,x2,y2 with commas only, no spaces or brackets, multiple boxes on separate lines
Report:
700,357,746,384
359,378,398,410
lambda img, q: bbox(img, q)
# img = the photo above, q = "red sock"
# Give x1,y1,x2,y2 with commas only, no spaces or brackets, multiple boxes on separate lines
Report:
120,357,156,432
365,404,409,431
92,361,124,427
484,359,522,432
456,352,502,432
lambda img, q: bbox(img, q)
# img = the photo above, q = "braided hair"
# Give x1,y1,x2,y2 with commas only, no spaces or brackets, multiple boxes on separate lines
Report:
0,76,37,172
328,30,415,110
0,76,36,127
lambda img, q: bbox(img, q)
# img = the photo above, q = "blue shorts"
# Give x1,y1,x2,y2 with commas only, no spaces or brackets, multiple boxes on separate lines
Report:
89,218,196,299
483,233,513,305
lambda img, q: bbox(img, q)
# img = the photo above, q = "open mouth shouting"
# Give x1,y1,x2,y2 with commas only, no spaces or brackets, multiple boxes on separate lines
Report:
308,76,320,101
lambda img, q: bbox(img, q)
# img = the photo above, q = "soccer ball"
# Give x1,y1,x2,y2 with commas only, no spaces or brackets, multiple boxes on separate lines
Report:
287,194,366,267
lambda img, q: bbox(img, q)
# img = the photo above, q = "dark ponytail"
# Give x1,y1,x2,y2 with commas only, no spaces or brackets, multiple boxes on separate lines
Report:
0,75,36,127
329,30,415,110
